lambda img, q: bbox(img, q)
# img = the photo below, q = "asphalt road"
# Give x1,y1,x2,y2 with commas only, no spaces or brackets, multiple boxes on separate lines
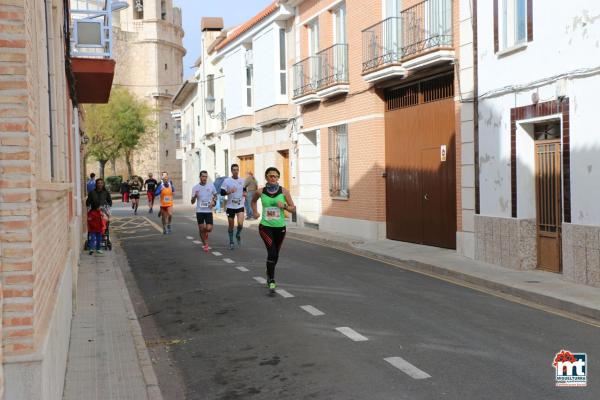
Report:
111,201,599,400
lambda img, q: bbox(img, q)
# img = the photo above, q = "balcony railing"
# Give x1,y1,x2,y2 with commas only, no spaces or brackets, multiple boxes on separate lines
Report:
292,56,320,98
316,44,349,90
362,0,452,74
70,0,114,58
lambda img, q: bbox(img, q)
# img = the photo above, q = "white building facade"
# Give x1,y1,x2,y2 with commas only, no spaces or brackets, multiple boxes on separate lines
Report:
474,0,600,287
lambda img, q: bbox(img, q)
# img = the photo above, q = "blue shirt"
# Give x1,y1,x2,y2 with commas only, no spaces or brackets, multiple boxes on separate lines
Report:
154,181,175,197
86,179,96,194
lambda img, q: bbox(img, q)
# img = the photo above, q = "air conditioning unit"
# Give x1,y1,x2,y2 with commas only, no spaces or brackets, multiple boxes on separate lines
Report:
245,50,253,67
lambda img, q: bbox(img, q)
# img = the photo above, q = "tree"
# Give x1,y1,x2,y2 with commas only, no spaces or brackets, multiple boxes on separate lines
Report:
83,87,153,178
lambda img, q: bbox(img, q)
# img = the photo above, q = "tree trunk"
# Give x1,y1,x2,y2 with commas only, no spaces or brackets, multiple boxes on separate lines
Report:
110,158,117,176
125,150,133,178
98,159,108,178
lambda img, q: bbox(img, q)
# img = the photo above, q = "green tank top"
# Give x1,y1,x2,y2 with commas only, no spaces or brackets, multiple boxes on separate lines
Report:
260,187,286,228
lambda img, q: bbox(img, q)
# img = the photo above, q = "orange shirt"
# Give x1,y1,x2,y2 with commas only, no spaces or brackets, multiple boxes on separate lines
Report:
160,185,173,207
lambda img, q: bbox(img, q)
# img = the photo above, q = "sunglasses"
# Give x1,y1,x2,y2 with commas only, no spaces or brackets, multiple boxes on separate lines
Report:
267,174,280,179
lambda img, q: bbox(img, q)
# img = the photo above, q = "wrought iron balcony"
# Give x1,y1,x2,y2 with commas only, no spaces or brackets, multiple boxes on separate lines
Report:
292,56,321,105
362,0,453,82
315,43,349,99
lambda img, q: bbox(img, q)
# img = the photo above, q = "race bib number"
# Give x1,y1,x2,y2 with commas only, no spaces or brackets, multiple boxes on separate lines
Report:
131,190,139,195
265,207,280,221
232,198,242,206
163,196,172,203
200,201,210,208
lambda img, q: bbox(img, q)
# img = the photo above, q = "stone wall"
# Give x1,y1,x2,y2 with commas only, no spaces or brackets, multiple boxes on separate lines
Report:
562,223,600,287
474,215,537,271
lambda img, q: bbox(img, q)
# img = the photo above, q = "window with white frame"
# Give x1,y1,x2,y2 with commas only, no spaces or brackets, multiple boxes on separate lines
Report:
246,66,253,108
499,0,527,50
328,124,349,198
308,19,319,56
279,28,287,96
207,74,215,98
333,4,347,44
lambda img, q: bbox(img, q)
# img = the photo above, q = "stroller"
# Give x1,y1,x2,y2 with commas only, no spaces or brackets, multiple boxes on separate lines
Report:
84,206,112,251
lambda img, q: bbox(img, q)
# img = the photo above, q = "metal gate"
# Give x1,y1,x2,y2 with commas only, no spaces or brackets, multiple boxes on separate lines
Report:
535,140,562,272
384,73,456,249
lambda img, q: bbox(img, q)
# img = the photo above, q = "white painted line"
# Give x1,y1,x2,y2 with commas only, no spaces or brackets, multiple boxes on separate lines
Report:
384,357,431,380
142,216,164,233
192,240,202,244
186,236,194,240
212,252,222,256
236,266,249,272
253,277,267,284
300,305,325,316
276,289,294,298
335,327,369,342
223,258,234,264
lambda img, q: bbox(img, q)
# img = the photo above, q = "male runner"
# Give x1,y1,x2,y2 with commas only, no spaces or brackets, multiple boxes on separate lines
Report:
154,172,175,234
144,173,158,213
220,164,246,250
191,170,217,252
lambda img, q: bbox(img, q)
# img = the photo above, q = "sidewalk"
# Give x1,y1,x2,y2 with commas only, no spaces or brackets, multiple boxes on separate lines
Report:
63,245,162,400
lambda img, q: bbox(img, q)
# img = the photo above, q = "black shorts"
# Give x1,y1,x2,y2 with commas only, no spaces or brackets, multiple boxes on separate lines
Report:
130,194,140,199
196,212,213,225
226,207,244,219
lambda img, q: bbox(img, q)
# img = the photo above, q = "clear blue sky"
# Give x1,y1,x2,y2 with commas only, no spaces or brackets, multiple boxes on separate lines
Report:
173,0,274,77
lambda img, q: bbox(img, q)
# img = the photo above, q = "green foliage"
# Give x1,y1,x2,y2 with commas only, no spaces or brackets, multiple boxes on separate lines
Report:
105,175,123,192
84,87,153,167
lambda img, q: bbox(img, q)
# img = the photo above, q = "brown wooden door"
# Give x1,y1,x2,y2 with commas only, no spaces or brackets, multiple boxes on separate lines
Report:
279,150,290,189
238,155,254,177
384,74,456,249
535,140,562,272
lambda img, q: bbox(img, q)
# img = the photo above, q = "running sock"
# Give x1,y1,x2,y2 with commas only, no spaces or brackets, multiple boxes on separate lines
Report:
236,226,243,238
228,229,234,243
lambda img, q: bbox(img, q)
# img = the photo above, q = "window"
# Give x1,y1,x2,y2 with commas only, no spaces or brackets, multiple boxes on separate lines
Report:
164,122,168,129
246,66,253,108
207,74,215,98
224,149,229,173
161,0,167,20
220,98,225,129
308,19,319,56
495,0,530,52
197,115,200,126
134,0,144,19
279,28,287,96
328,125,349,198
164,63,168,70
333,4,347,44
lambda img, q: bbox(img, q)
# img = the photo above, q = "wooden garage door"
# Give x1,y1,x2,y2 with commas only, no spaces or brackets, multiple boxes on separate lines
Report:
385,74,456,249
238,155,254,178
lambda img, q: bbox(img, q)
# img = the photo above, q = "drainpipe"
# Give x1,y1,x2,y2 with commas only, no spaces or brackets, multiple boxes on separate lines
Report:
473,0,480,215
44,0,55,179
74,108,82,217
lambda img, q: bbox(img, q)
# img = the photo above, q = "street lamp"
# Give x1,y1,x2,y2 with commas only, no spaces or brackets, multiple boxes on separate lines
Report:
205,96,226,125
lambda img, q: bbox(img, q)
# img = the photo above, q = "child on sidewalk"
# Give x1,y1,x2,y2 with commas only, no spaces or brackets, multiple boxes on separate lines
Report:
87,204,106,255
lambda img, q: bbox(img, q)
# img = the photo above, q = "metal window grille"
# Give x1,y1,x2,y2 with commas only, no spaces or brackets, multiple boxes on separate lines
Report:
328,125,349,198
386,73,453,110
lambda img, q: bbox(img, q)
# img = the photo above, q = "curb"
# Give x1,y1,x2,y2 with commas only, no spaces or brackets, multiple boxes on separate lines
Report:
112,243,164,400
284,229,600,324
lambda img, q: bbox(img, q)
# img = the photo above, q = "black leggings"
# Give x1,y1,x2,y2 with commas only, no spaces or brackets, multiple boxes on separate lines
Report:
258,225,286,281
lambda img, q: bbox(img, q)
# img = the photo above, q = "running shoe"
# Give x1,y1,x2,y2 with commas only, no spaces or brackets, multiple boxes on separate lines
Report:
149,208,153,213
96,250,104,255
167,224,172,234
89,250,93,255
203,244,209,253
228,242,235,250
268,281,276,290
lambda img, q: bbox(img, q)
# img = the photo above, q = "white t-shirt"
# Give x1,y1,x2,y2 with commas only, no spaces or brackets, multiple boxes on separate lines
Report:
192,183,216,213
221,177,245,209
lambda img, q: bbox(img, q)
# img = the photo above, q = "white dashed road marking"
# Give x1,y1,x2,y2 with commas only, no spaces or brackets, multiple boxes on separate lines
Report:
253,277,267,284
236,266,249,272
335,327,369,342
192,240,201,244
212,252,222,256
276,289,294,298
223,258,234,264
384,357,431,380
186,236,194,240
300,305,325,316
